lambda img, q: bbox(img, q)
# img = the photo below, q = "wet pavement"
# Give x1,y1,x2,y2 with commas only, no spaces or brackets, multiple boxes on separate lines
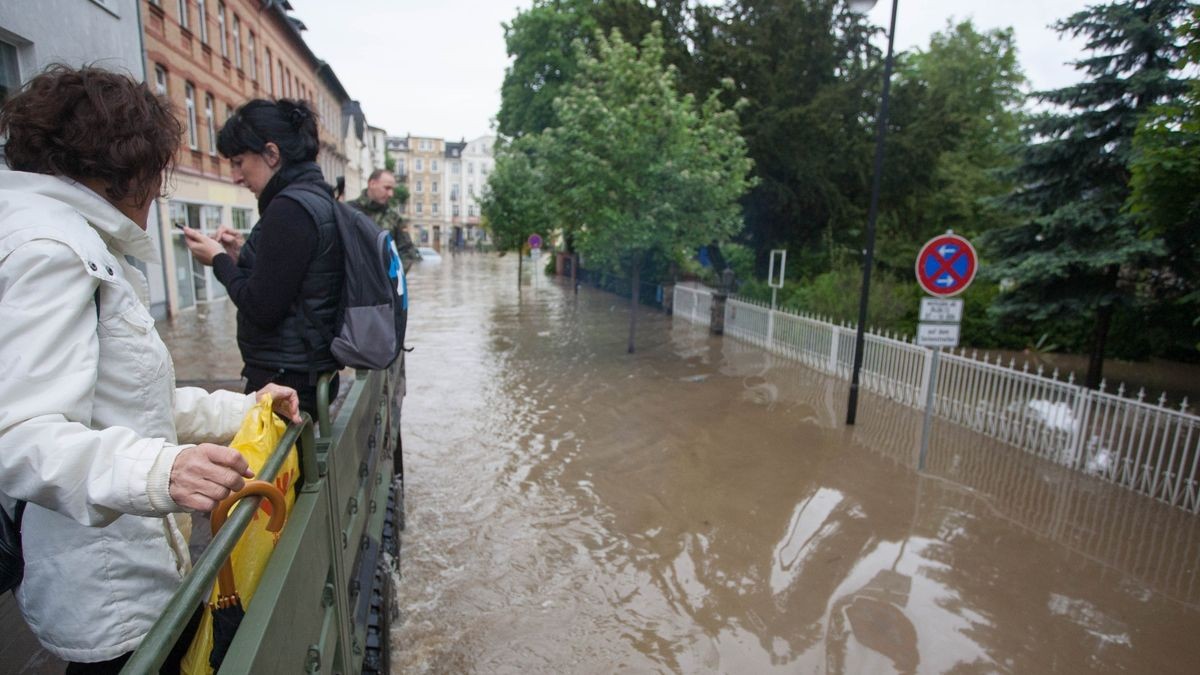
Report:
395,253,1200,673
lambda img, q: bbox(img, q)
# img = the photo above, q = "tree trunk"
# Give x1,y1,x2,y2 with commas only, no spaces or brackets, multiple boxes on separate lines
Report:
1086,303,1114,389
628,261,640,354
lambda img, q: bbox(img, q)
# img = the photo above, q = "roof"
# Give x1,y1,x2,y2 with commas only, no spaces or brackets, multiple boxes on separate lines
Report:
444,140,467,159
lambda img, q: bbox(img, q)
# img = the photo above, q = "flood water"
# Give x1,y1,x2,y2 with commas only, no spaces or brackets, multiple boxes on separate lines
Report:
394,254,1200,674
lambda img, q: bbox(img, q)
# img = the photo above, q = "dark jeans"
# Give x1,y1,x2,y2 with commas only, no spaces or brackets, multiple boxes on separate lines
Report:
65,604,203,674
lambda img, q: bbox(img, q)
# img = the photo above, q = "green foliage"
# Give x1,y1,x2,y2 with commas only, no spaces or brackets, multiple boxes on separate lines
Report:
876,20,1026,272
391,183,409,207
983,0,1193,385
384,155,395,172
1129,7,1200,352
539,27,754,277
479,137,553,255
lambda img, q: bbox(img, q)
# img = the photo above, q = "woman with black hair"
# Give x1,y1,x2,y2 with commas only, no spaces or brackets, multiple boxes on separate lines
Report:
183,99,344,416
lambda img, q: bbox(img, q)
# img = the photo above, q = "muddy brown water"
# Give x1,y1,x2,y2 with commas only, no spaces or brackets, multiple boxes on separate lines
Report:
393,254,1200,674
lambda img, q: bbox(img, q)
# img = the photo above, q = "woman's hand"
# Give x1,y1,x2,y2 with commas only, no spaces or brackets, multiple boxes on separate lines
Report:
215,225,244,262
181,226,225,266
256,383,303,424
169,443,254,512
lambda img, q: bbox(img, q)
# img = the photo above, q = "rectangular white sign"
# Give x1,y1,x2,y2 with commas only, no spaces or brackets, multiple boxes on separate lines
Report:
919,298,964,323
917,322,961,348
768,249,787,289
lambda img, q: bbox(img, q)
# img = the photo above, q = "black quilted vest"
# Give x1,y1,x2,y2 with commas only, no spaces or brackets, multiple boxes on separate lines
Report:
236,166,343,375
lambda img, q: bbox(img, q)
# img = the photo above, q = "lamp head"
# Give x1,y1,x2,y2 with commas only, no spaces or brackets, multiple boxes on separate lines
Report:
847,0,879,12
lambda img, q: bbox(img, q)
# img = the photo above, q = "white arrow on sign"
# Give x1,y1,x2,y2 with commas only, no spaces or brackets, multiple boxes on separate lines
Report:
936,276,954,286
938,245,957,258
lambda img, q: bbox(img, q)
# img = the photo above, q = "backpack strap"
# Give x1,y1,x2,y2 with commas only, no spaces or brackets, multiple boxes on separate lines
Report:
277,182,340,380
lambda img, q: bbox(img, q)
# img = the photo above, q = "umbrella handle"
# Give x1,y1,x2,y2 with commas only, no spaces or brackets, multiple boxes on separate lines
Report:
210,480,288,602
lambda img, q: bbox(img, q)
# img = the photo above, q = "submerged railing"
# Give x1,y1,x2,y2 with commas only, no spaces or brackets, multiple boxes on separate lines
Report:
674,289,1200,514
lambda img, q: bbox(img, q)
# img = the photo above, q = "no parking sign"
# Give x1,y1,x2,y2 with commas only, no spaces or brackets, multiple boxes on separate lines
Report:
915,233,977,298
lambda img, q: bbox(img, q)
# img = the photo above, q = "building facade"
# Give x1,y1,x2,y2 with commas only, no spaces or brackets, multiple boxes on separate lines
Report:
459,135,494,247
1,0,173,315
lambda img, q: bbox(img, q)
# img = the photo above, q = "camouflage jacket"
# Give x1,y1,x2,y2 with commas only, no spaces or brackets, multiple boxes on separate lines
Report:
348,191,419,270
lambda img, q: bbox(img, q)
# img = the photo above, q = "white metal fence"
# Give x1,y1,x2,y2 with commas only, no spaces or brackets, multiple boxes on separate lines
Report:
673,289,1200,513
672,284,713,328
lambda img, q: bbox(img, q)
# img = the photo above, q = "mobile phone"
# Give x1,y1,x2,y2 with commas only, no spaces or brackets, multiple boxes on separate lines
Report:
173,222,187,231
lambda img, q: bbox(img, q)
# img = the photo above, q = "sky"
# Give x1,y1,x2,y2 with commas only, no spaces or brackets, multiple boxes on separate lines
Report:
286,0,1096,142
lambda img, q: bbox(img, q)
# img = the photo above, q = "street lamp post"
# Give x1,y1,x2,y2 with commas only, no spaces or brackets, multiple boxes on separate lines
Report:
846,0,899,425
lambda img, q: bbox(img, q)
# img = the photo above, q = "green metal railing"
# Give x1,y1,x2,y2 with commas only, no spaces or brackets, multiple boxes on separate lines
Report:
120,416,317,674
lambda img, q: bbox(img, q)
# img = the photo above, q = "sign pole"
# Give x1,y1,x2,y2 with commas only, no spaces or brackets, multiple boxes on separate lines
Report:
917,348,940,471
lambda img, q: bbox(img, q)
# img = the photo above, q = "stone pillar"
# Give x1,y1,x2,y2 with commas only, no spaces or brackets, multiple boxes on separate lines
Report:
710,268,735,335
662,283,674,315
711,290,726,335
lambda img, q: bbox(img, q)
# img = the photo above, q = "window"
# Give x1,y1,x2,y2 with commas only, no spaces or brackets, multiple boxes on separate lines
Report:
431,160,439,172
468,184,475,197
153,64,168,96
415,181,423,193
204,94,216,155
415,202,423,215
452,205,459,217
231,207,252,232
450,184,459,201
451,162,460,175
468,205,476,217
481,165,489,177
232,15,242,69
431,181,439,194
467,162,474,175
432,203,439,215
396,158,405,174
178,0,189,30
247,32,256,79
217,2,227,56
264,47,273,93
184,83,198,149
0,40,19,105
414,158,423,172
197,0,207,43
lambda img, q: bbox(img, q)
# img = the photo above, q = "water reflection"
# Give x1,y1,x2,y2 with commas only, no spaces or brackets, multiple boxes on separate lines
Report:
393,254,1200,673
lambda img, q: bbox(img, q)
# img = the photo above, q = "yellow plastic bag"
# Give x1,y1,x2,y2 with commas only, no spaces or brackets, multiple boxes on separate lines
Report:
180,395,300,675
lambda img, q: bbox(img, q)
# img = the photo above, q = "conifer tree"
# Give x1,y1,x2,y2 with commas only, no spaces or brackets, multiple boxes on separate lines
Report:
984,0,1191,388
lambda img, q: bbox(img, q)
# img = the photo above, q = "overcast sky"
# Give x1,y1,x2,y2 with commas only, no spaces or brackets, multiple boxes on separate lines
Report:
286,0,1095,142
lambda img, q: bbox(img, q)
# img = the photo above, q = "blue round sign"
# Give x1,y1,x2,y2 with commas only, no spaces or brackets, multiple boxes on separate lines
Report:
915,233,977,297
528,233,543,249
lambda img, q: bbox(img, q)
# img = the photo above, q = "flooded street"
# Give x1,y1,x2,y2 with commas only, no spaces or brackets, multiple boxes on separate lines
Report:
395,254,1200,674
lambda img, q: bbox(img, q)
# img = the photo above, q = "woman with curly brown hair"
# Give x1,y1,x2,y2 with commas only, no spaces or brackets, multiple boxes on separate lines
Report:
0,65,302,673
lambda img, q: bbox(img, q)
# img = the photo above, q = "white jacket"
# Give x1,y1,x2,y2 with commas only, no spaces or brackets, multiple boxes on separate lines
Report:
0,172,254,662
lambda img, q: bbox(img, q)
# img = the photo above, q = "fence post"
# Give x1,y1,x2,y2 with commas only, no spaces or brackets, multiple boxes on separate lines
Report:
662,283,675,316
828,325,841,375
918,346,933,411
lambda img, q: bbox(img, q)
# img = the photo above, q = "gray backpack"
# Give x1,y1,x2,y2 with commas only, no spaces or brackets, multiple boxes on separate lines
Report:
286,184,408,370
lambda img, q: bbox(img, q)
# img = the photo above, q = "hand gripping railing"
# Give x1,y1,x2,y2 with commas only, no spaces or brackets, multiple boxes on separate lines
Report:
120,414,317,674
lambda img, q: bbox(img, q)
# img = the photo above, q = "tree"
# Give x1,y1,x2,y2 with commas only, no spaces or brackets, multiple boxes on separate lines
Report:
875,20,1026,271
479,138,554,285
497,0,699,140
983,0,1191,388
539,27,754,353
1129,7,1200,354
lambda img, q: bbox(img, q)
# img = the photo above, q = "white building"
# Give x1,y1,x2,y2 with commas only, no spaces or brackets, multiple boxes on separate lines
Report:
460,135,494,247
0,0,171,317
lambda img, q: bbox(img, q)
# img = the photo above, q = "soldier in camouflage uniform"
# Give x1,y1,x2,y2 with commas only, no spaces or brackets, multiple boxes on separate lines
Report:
349,169,420,271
